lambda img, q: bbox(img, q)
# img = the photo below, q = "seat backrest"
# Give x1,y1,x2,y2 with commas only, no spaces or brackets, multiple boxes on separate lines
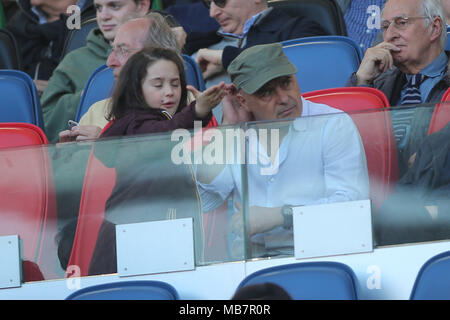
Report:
236,261,359,300
75,64,114,122
410,251,450,300
303,87,398,211
282,36,362,93
0,28,20,69
66,147,116,277
183,54,206,91
61,17,99,58
0,70,45,130
269,0,347,36
65,280,179,300
75,56,206,122
0,123,57,280
428,88,450,135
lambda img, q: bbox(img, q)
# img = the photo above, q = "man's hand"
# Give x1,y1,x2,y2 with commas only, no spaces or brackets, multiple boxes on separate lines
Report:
58,125,102,143
196,49,224,79
230,203,284,236
356,42,401,85
221,84,254,125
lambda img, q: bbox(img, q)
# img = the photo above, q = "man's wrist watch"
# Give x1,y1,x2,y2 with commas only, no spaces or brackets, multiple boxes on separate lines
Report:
281,205,293,229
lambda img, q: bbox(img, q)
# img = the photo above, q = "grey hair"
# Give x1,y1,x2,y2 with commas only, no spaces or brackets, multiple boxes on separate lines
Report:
142,12,182,54
420,0,447,48
383,0,446,48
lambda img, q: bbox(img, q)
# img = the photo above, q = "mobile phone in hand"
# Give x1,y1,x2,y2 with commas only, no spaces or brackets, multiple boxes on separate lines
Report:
68,120,79,130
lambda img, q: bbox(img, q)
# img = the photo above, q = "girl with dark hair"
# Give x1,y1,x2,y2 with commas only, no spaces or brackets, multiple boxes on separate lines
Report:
89,46,226,275
100,46,225,138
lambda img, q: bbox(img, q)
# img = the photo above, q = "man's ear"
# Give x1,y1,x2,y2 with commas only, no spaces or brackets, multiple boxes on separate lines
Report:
236,91,251,113
429,16,443,43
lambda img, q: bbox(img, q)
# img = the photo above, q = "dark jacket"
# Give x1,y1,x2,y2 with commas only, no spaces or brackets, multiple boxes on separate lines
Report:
89,104,211,276
347,52,450,174
6,0,95,80
101,102,211,138
185,7,328,68
374,123,450,246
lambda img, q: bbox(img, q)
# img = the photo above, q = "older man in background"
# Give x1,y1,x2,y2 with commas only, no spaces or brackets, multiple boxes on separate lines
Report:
348,0,449,175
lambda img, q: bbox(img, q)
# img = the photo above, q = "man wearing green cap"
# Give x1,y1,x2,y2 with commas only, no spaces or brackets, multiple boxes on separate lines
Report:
197,43,369,258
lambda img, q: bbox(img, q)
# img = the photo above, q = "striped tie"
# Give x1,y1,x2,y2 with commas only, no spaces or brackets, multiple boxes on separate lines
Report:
391,74,424,149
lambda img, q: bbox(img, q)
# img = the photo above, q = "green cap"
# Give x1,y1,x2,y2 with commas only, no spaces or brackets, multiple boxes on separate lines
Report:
227,43,298,94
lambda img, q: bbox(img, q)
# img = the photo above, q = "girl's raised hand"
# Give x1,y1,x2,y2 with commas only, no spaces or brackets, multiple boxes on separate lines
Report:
188,82,227,118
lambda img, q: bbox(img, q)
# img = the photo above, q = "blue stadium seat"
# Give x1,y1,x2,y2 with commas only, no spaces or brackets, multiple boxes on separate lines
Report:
183,54,206,91
0,70,44,130
75,64,114,122
236,262,359,300
410,251,450,300
282,36,363,93
65,280,180,300
75,55,206,121
62,17,99,58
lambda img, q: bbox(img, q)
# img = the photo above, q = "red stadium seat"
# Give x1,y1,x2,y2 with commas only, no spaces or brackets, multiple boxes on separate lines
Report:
66,122,116,277
303,87,398,211
427,88,450,135
66,150,116,277
0,123,57,281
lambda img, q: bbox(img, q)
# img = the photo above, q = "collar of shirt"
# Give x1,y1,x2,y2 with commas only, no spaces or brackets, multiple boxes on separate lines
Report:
32,0,87,24
217,7,272,39
401,50,448,104
405,50,448,83
293,97,343,132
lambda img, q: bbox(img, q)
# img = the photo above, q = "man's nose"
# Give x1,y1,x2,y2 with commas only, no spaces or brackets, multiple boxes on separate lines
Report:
106,51,119,68
210,3,221,19
274,87,289,104
98,7,112,20
383,22,399,42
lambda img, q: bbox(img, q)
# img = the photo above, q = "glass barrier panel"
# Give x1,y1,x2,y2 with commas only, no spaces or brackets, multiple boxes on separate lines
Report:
0,102,448,284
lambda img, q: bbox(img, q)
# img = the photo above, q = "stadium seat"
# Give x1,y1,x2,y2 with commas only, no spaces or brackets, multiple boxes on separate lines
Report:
236,261,359,300
303,87,398,211
66,142,116,277
282,36,363,93
269,0,347,36
65,280,179,300
427,87,450,135
75,64,114,122
0,70,44,130
61,17,99,58
75,55,207,122
410,251,450,300
183,54,206,91
0,28,20,70
0,123,57,281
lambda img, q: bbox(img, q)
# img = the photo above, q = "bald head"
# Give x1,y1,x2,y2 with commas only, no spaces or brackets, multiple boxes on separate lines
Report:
107,18,151,79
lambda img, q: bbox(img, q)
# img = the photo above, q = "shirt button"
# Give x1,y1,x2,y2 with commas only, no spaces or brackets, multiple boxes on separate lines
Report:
269,177,275,183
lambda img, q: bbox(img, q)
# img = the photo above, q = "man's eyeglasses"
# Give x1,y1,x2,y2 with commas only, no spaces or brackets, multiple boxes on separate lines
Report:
202,0,227,9
381,16,430,33
110,45,139,60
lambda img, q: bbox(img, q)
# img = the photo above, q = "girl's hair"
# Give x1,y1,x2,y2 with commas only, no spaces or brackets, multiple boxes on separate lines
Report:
108,46,187,120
